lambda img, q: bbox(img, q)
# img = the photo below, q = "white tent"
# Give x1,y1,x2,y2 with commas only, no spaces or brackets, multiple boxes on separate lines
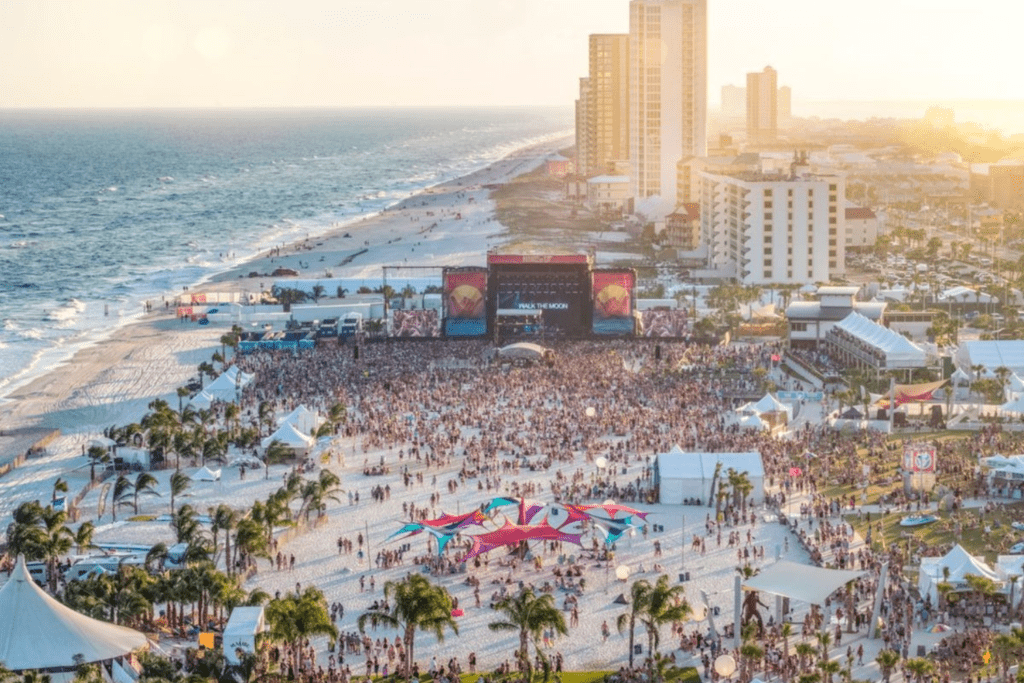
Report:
655,447,765,505
261,422,315,453
194,466,221,482
918,544,1002,604
751,393,792,420
189,390,217,409
830,312,927,369
281,405,320,436
0,555,148,670
223,606,266,664
221,365,255,387
190,366,256,406
743,560,865,606
1002,396,1024,415
738,414,767,431
955,341,1024,381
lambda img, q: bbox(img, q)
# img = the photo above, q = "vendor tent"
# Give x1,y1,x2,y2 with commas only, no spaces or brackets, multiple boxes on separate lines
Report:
189,390,217,409
738,414,766,431
194,466,221,482
261,422,315,454
1002,396,1024,415
281,405,320,435
0,555,148,670
743,560,865,605
751,393,791,417
918,544,1002,604
190,366,255,406
655,447,764,505
223,606,266,664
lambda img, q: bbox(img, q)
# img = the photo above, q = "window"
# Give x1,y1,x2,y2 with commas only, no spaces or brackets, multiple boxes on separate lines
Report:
792,322,807,332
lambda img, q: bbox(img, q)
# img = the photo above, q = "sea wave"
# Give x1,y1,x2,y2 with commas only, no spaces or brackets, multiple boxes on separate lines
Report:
0,107,572,400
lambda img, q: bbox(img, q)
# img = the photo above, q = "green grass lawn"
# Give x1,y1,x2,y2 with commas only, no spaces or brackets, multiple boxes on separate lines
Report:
845,502,1024,564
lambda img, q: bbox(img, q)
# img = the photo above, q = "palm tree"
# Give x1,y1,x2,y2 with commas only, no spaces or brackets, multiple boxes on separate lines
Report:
266,587,338,674
904,657,933,683
795,642,817,672
738,639,764,682
52,477,68,504
264,439,293,466
638,575,691,680
169,470,191,514
780,622,794,682
875,649,900,683
86,446,110,483
818,658,841,683
488,588,568,682
617,578,652,670
211,504,239,575
357,573,457,680
74,521,96,555
233,517,269,572
311,284,326,303
131,472,159,515
170,504,203,545
112,475,134,521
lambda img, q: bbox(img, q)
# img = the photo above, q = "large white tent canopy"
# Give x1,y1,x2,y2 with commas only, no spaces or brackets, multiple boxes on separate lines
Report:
261,422,315,451
0,556,148,670
190,366,255,407
281,405,320,436
743,560,866,605
655,446,765,505
831,312,927,369
918,544,1002,604
956,341,1024,380
223,606,266,664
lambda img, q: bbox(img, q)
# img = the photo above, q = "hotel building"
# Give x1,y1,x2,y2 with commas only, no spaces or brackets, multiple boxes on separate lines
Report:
700,161,846,285
629,0,707,211
746,66,778,144
576,34,630,178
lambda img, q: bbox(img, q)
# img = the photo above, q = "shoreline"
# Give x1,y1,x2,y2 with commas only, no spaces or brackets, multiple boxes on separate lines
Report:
0,135,571,436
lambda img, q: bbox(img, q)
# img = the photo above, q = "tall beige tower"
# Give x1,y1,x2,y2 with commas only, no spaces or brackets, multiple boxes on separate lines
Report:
575,77,592,176
580,34,630,177
746,66,778,144
629,0,708,212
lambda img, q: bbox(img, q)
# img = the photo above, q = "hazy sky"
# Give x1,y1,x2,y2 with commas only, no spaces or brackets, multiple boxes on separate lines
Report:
1,0,1020,108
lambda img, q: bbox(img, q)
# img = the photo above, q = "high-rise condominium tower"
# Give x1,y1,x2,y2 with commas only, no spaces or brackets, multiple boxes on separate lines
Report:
629,0,707,211
747,66,778,144
577,34,630,177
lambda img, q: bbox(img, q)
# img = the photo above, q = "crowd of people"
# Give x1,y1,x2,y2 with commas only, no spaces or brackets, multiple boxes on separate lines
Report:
219,338,1024,682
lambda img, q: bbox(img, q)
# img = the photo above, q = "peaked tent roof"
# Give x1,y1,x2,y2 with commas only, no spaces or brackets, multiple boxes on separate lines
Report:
0,556,148,670
922,544,1000,583
281,405,319,435
194,466,221,482
833,312,927,368
261,421,315,449
752,393,790,416
743,560,866,605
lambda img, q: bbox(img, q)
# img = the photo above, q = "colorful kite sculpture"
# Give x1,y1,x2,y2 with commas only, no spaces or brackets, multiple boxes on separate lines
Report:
385,509,488,555
387,497,651,562
461,517,583,563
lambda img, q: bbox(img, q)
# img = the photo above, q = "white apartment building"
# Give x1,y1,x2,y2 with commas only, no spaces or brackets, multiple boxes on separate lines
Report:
700,168,846,285
844,205,878,249
629,0,708,214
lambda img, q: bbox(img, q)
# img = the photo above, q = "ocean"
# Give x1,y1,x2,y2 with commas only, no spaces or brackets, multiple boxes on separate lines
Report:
0,107,573,401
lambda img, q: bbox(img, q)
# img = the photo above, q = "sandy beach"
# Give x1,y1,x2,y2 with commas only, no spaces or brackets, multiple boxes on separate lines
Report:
0,136,568,436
